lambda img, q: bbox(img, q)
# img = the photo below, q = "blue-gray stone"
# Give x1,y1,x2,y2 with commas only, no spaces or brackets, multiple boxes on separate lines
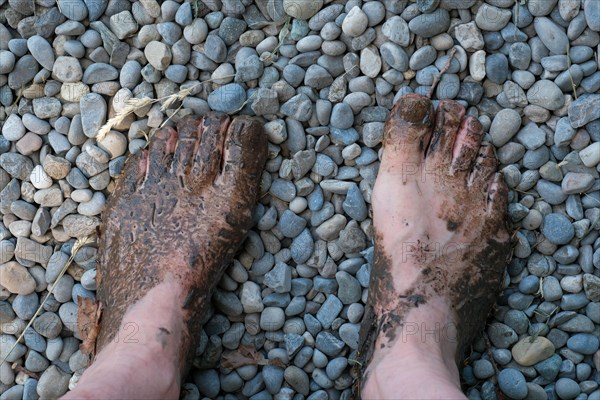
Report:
263,293,290,307
502,24,529,43
498,368,528,399
291,278,312,297
536,354,563,382
343,184,367,221
554,117,576,147
330,103,354,130
23,378,38,400
304,314,322,337
218,17,247,46
555,378,581,399
520,277,541,302
504,309,529,334
72,283,95,305
509,42,531,70
486,53,509,84
284,333,305,357
484,31,504,51
523,147,550,169
315,331,345,356
313,276,338,294
12,293,39,320
408,9,450,37
262,365,284,394
24,327,46,354
270,179,296,202
193,369,220,398
534,17,569,55
536,180,568,205
208,83,247,114
567,333,599,355
316,295,343,329
285,296,306,316
307,185,324,211
264,262,292,294
278,210,307,238
568,94,600,128
481,380,497,400
488,323,518,348
281,93,313,122
542,213,574,245
560,292,590,311
330,127,359,146
326,357,348,380
291,229,314,264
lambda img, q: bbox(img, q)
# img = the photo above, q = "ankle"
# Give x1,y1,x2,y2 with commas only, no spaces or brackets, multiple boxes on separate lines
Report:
362,299,464,399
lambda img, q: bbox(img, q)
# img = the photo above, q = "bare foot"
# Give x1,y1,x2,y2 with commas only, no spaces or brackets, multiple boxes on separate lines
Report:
93,113,267,374
357,95,511,398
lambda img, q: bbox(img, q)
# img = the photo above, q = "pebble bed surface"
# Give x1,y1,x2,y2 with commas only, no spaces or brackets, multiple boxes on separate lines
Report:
0,0,599,399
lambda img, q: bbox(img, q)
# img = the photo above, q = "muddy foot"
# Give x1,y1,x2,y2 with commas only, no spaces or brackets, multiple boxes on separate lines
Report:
358,95,511,391
94,113,267,373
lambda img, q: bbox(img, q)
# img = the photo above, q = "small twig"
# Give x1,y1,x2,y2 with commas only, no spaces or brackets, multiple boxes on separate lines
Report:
566,43,578,99
428,48,457,99
0,237,94,367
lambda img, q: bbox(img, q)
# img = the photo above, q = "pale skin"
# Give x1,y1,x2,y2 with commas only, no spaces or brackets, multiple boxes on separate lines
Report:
64,95,510,399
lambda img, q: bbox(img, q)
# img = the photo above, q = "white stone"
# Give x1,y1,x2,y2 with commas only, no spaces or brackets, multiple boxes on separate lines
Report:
97,130,127,159
144,41,172,71
240,281,264,313
211,63,235,85
283,0,323,20
359,45,381,78
60,82,89,103
30,165,53,189
455,22,484,52
579,142,600,167
560,275,583,293
342,6,369,37
469,50,486,81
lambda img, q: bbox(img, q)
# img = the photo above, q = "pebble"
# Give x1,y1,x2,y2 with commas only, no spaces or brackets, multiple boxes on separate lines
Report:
498,368,528,399
555,378,581,399
542,213,575,245
408,9,450,37
535,17,569,55
342,7,368,37
512,336,556,366
284,366,309,396
527,80,565,111
37,365,70,398
283,0,323,20
208,83,247,114
0,262,37,295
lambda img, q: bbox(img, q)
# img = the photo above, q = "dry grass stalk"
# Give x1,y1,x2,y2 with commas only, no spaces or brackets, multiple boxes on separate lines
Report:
0,236,94,367
95,74,237,142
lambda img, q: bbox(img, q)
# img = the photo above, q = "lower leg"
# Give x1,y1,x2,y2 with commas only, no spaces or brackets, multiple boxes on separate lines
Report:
359,95,510,399
361,298,466,399
63,281,185,400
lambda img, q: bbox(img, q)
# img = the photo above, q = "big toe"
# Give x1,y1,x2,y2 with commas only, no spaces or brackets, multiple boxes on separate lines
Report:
382,94,434,174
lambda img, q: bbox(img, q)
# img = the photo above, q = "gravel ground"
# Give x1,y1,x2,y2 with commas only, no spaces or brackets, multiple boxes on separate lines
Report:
0,0,599,399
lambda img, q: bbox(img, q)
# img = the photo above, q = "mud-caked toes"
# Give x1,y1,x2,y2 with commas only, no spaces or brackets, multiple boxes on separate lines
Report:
384,94,434,165
449,117,484,176
217,116,267,188
426,100,465,167
468,143,498,188
173,115,204,178
487,173,509,217
188,113,229,188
